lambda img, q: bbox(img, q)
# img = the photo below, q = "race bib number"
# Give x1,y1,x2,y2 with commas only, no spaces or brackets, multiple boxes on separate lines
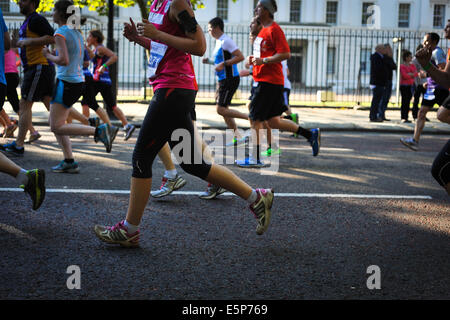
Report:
253,37,263,58
147,42,168,78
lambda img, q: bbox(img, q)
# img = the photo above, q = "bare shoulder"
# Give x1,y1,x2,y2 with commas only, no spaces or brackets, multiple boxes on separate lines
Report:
169,0,194,19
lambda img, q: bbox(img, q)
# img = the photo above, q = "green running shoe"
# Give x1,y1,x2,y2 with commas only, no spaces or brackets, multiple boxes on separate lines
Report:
261,147,281,157
20,169,46,210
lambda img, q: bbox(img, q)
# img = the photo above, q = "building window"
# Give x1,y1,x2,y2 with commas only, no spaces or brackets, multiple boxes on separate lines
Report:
0,0,10,13
290,0,302,23
360,48,371,74
326,1,338,25
398,3,410,28
327,47,336,74
362,2,375,26
433,4,446,29
217,0,228,21
114,6,120,18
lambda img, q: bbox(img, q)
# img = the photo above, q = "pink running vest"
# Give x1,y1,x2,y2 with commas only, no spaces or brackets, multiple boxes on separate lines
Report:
148,0,197,91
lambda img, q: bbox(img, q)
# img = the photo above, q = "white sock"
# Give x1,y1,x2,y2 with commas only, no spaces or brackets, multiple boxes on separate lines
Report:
164,169,177,179
124,220,139,234
246,189,258,204
16,169,28,186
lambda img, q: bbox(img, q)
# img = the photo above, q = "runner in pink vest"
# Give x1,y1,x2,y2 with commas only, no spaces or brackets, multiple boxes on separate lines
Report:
94,0,275,247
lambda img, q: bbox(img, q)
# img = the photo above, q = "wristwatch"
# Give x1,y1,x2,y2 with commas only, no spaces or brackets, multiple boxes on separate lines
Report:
263,57,269,64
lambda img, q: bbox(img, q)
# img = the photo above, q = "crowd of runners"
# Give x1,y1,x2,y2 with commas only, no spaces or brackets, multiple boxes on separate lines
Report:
0,0,448,248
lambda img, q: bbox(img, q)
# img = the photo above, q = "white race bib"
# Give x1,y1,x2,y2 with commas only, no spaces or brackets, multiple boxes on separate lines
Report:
147,42,168,78
253,37,263,58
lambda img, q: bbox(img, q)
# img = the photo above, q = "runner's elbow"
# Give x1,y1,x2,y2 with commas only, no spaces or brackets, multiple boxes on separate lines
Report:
192,44,206,56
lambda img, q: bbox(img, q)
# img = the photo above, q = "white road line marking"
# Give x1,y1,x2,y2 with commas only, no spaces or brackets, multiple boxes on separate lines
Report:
0,188,432,199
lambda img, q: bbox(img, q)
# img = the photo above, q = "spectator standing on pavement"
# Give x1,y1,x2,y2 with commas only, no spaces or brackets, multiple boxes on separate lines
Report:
415,19,450,195
379,44,396,121
400,33,448,151
399,50,417,123
411,44,427,121
369,44,387,122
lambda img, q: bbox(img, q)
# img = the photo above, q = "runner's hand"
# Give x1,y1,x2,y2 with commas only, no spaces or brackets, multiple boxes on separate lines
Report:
415,46,433,69
42,47,50,58
124,18,139,42
137,19,159,39
252,57,264,66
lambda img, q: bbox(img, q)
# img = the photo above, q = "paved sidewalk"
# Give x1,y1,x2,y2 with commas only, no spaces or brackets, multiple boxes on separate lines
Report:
2,101,449,134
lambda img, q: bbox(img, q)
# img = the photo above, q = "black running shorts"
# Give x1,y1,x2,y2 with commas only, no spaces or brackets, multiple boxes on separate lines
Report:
21,64,55,102
422,87,449,108
51,78,83,109
249,81,287,121
81,75,99,111
216,76,240,107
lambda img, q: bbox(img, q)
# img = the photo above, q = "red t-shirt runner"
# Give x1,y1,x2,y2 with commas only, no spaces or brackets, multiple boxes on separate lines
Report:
252,22,290,86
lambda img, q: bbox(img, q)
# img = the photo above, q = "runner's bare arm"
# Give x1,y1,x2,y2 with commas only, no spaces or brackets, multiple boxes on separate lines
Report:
17,35,54,48
252,52,291,66
227,49,245,66
43,35,69,66
137,0,206,56
425,61,450,89
124,18,151,50
416,47,450,88
97,46,118,67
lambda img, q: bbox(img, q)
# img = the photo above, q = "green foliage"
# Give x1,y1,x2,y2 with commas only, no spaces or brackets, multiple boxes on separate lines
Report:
13,0,238,17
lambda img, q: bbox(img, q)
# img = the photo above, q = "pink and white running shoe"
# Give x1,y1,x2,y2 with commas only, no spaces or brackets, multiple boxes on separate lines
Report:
249,188,274,235
94,220,140,247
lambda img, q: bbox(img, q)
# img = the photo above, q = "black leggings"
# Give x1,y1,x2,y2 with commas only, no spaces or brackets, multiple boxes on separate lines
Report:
431,140,450,189
81,77,116,112
132,88,212,180
5,73,20,114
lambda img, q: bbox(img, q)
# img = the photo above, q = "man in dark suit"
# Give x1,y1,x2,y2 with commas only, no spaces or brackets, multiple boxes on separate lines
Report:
379,44,397,121
369,44,388,122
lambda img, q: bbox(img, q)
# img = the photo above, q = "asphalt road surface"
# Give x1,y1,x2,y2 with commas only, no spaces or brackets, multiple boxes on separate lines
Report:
0,126,449,300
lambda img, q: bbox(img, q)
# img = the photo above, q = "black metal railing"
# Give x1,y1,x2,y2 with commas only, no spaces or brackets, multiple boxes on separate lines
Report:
7,21,449,105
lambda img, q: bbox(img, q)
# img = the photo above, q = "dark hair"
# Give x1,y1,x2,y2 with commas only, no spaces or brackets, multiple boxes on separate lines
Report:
402,50,412,62
54,0,75,21
268,0,277,19
416,44,423,51
90,30,104,44
426,32,440,44
208,17,224,32
271,0,278,12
